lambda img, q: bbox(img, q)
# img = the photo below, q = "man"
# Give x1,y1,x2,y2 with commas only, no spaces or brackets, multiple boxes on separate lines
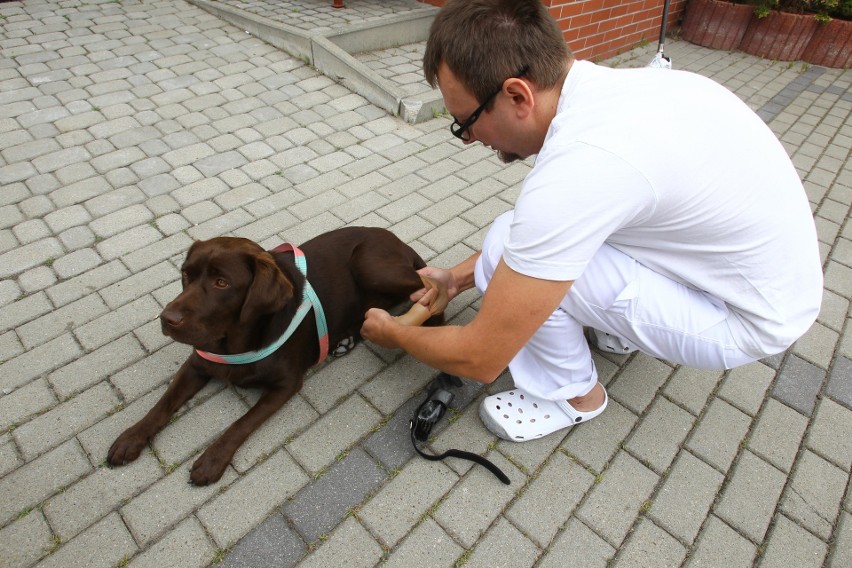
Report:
361,0,822,442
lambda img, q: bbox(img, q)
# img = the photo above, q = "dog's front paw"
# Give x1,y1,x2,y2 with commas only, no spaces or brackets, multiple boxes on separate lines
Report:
107,426,149,467
189,446,231,486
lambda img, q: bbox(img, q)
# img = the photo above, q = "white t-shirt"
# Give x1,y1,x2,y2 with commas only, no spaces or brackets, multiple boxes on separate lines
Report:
503,60,822,358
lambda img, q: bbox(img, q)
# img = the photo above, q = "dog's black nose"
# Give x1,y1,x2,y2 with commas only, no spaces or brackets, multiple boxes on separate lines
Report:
160,309,184,328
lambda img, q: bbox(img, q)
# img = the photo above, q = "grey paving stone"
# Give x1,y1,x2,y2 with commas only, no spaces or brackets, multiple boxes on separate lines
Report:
37,513,137,568
362,394,422,472
295,517,383,568
99,261,178,309
197,450,310,548
50,176,113,209
358,355,436,415
807,397,852,470
0,333,82,395
222,514,306,568
0,291,52,336
89,203,153,238
494,421,565,475
48,334,146,399
0,279,21,309
95,223,163,261
432,451,523,548
230,393,319,474
0,438,91,526
108,342,184,403
685,515,757,567
685,397,751,473
649,450,725,545
0,236,63,278
0,377,57,432
625,396,694,474
128,517,216,568
153,388,249,466
781,450,847,539
359,458,458,548
576,451,659,547
562,399,638,473
830,512,852,568
73,294,160,351
608,353,675,415
760,514,828,568
614,518,687,567
45,259,129,307
748,398,808,473
538,517,615,568
287,394,382,476
826,355,852,409
382,517,464,568
818,289,848,332
717,362,775,416
463,516,540,568
505,450,595,548
418,217,477,254
14,381,119,460
51,246,102,277
284,447,387,543
793,322,840,370
119,445,238,544
0,508,53,568
715,451,787,542
18,264,57,293
773,354,826,416
45,452,162,542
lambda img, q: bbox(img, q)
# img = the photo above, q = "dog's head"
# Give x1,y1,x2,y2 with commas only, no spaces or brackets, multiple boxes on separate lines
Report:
160,237,294,347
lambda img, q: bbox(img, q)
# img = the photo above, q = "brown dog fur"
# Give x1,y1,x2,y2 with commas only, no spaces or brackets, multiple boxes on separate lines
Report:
107,227,438,485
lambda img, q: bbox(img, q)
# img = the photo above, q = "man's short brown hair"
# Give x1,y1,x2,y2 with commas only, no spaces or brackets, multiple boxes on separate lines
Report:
423,0,571,104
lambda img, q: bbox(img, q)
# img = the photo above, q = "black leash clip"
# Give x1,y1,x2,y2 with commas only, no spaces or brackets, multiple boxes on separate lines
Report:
412,372,462,442
410,373,510,485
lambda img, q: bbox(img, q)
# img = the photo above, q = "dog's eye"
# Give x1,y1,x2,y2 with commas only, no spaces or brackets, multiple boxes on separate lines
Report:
213,278,229,289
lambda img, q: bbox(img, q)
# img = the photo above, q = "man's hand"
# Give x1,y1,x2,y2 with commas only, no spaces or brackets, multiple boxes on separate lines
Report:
410,266,458,305
393,272,451,327
361,307,402,348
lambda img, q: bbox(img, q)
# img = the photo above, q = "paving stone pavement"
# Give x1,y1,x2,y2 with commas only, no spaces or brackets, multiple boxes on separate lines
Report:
1,0,851,567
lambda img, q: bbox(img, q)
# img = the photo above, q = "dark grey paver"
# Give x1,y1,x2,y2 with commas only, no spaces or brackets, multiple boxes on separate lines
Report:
283,447,387,543
773,354,826,416
222,514,306,568
362,395,420,471
825,355,852,409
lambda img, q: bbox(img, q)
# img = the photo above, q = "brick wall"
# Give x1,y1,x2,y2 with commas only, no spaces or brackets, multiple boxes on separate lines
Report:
417,0,687,62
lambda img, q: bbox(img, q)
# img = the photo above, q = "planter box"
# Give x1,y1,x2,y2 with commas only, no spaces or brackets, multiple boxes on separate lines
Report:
740,10,819,61
802,18,852,68
681,0,753,51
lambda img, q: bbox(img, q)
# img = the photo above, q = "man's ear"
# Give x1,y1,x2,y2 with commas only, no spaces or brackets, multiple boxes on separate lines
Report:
239,253,294,325
504,77,535,119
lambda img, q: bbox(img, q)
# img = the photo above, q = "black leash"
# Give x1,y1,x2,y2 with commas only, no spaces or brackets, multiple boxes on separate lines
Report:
409,373,510,485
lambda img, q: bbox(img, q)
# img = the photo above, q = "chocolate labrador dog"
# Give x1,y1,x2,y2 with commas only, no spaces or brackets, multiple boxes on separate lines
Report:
107,227,440,485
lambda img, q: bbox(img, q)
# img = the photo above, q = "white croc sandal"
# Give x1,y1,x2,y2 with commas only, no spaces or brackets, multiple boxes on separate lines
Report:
479,386,608,442
586,328,637,355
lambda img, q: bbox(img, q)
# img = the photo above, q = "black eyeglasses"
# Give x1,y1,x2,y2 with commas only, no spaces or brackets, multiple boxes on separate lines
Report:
449,66,529,142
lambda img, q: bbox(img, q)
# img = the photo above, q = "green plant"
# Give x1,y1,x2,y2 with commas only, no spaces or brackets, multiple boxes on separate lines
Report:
743,0,851,20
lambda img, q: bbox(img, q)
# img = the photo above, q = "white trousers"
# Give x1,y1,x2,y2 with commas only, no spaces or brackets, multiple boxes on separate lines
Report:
473,211,758,401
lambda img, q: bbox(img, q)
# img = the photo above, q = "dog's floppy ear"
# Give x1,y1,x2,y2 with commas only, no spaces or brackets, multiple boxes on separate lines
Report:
240,252,294,325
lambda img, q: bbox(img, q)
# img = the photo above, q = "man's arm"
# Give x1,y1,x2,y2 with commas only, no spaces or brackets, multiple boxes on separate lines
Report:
361,257,573,383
